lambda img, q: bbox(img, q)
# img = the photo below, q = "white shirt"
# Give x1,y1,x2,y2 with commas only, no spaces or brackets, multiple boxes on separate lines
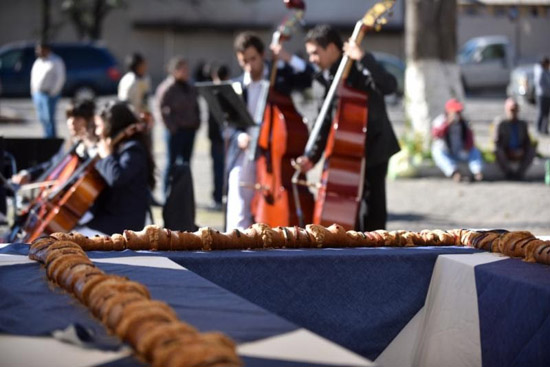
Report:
30,53,66,96
242,56,306,118
118,71,151,113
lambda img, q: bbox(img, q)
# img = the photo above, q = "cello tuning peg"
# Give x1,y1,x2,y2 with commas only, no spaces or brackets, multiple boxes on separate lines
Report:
375,24,382,32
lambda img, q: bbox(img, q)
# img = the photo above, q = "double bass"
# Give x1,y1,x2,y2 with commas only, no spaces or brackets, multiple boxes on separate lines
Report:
295,1,395,230
254,0,314,227
23,120,148,243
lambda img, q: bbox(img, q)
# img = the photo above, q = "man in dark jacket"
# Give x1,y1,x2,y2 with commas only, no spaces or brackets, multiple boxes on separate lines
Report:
493,98,535,180
294,25,400,231
155,57,201,195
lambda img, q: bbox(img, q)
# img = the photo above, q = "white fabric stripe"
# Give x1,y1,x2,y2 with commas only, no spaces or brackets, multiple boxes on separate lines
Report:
375,307,426,367
93,256,187,270
412,253,506,367
376,252,507,367
0,254,35,266
238,329,375,367
0,335,132,367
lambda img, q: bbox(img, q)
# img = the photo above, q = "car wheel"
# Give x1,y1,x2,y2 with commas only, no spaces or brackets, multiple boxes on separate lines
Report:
73,85,96,100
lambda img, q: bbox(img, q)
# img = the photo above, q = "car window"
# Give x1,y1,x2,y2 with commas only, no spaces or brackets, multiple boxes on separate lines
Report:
458,40,479,63
55,47,111,69
481,44,505,62
0,49,24,71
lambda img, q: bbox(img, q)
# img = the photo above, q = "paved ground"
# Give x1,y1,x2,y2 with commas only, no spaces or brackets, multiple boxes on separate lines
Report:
1,92,549,236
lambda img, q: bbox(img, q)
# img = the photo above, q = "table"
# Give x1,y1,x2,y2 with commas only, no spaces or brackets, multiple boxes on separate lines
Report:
1,242,549,367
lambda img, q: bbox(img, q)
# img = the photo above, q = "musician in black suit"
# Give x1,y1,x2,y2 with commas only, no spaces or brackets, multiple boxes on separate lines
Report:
225,32,313,231
294,25,400,231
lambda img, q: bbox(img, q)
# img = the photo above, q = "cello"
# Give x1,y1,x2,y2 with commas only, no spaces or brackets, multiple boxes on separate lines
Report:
9,141,83,242
23,119,148,243
295,1,395,230
254,0,314,227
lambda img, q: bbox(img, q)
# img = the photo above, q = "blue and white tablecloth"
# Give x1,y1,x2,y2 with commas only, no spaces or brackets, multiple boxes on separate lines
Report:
0,242,549,367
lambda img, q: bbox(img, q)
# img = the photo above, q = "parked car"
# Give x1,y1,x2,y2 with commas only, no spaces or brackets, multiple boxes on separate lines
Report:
0,41,121,98
458,35,514,91
507,63,536,104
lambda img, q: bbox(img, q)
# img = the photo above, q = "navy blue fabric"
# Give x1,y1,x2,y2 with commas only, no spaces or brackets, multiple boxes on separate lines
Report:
97,262,297,343
0,260,297,347
0,242,32,255
475,258,550,367
96,355,356,367
0,263,110,341
166,246,480,360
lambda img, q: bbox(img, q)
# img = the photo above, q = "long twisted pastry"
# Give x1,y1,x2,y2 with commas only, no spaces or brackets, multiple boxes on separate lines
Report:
47,224,550,266
28,237,242,367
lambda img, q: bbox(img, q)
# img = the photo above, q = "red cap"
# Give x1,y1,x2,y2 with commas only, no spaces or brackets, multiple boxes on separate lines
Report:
445,98,464,113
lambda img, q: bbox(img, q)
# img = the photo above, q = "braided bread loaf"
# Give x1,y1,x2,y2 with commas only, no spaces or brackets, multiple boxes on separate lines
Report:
28,237,242,367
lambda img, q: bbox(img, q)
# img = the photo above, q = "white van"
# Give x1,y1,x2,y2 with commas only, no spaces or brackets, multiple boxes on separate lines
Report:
458,36,513,91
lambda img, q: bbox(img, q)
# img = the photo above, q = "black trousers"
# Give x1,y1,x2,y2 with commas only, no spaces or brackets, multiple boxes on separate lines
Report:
356,161,389,232
536,96,550,134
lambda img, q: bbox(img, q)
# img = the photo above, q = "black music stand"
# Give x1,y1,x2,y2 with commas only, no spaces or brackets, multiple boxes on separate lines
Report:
195,81,257,129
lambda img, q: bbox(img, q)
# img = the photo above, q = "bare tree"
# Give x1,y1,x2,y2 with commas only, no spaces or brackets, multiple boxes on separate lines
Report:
405,0,464,151
61,0,126,40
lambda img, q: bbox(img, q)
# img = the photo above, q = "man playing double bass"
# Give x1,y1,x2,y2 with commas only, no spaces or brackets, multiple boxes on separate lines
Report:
292,25,400,231
226,32,313,231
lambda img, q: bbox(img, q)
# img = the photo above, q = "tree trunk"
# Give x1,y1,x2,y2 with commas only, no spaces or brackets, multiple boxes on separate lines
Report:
405,0,464,151
40,0,51,43
91,0,108,40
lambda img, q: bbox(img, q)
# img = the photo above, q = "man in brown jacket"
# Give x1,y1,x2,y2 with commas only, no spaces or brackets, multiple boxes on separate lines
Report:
493,98,536,180
155,56,201,194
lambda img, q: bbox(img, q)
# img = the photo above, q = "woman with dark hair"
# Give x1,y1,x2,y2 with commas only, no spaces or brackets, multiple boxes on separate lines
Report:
80,100,155,236
118,52,151,115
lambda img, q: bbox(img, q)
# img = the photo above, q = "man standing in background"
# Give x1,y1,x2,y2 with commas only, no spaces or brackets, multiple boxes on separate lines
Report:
30,42,66,138
155,56,201,195
534,56,550,135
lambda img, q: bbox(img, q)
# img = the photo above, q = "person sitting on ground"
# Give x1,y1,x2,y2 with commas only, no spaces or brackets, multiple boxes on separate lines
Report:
492,98,536,180
431,98,484,182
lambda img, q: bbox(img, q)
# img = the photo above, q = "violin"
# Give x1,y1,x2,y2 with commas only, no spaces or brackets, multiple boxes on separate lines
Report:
253,0,314,227
23,119,149,243
294,1,395,230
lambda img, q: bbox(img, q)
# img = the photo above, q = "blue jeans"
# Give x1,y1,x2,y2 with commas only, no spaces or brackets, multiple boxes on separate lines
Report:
164,127,197,195
432,145,483,177
32,92,59,138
